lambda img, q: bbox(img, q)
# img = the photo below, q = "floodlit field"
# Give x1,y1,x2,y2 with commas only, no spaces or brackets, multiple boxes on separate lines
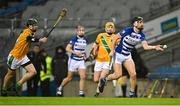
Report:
0,97,180,106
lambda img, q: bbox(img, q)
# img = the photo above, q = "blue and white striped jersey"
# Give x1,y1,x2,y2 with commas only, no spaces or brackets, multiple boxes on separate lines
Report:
69,35,88,61
116,27,145,56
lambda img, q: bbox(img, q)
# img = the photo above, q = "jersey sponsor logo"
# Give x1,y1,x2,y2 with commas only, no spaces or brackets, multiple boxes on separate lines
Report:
124,33,142,45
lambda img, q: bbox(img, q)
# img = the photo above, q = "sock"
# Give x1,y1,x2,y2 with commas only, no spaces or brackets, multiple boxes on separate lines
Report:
104,77,107,81
112,80,117,87
129,91,135,96
96,86,100,93
16,82,22,88
135,85,138,97
101,77,107,83
79,90,84,95
58,85,63,91
121,84,127,97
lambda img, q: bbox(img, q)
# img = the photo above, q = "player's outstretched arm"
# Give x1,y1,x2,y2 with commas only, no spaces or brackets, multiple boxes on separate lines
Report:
141,40,165,51
26,36,48,43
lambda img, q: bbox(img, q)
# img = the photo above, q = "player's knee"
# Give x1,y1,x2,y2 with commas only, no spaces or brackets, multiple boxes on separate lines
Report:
80,75,86,80
34,71,37,75
31,70,37,76
130,73,136,80
7,70,15,76
94,78,99,83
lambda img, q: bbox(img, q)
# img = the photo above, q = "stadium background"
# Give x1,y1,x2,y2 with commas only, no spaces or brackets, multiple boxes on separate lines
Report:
0,0,180,99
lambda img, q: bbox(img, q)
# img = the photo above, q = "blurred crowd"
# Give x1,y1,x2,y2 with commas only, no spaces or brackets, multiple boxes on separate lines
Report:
26,44,68,96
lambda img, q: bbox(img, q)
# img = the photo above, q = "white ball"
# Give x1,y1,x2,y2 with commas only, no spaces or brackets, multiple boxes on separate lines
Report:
163,45,167,49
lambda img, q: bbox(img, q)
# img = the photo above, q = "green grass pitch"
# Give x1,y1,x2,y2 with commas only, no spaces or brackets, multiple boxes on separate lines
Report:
0,97,180,106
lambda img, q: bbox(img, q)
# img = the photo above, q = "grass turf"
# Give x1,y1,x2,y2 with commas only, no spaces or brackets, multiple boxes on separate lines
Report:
0,97,180,105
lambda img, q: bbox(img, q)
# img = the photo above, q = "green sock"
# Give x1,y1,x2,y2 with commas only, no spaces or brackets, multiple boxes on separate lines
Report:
16,82,22,89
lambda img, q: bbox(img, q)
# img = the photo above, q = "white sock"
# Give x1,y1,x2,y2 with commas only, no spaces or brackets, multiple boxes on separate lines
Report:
96,87,100,93
79,90,84,95
58,86,62,91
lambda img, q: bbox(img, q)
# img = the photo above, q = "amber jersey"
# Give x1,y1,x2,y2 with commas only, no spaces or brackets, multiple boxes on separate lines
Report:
95,33,115,62
10,28,34,59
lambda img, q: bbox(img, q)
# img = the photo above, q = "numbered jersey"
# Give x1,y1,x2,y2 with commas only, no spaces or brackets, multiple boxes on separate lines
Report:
116,27,145,56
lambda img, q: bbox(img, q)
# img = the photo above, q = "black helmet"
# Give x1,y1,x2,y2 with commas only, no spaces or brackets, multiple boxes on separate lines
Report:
131,16,143,25
26,18,38,26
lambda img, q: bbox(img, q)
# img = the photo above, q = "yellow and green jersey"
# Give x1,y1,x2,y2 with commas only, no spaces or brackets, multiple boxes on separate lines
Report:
95,33,115,62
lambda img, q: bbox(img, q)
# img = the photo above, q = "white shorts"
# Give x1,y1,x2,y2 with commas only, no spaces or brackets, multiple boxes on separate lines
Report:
7,54,31,70
68,58,86,72
94,61,110,72
114,52,132,64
